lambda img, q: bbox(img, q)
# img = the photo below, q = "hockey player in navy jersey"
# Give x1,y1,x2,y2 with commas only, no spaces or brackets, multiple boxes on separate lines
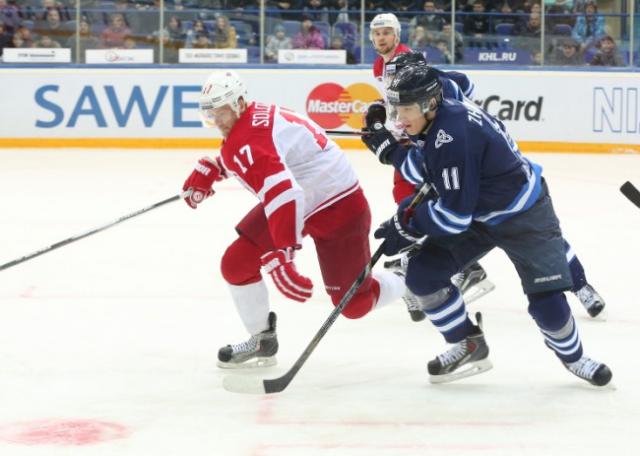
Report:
362,65,612,386
376,51,606,320
371,48,496,321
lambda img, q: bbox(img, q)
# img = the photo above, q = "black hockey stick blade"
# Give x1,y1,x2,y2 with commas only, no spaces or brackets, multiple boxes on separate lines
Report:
222,183,432,395
620,181,640,209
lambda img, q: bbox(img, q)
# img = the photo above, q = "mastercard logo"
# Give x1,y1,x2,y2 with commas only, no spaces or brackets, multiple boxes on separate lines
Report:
306,83,382,129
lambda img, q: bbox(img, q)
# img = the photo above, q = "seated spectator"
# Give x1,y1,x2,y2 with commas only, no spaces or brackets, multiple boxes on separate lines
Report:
101,13,132,48
212,14,237,49
34,33,60,48
193,32,212,48
293,15,325,49
409,25,431,49
333,0,356,25
265,24,292,62
150,14,185,46
572,1,605,50
11,26,32,48
35,8,70,44
546,0,574,30
303,0,329,24
515,10,541,36
66,17,99,63
552,37,583,64
493,2,519,30
590,34,624,66
436,23,463,62
388,0,415,13
435,39,453,63
0,0,22,34
410,1,446,33
329,34,355,63
0,21,12,56
365,0,386,21
37,0,71,22
464,0,490,48
185,19,208,48
266,0,297,20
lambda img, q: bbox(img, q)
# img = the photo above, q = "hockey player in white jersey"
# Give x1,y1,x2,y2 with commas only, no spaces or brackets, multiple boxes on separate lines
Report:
181,70,406,368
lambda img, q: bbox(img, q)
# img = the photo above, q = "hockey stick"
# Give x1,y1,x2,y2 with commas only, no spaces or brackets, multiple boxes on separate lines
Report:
223,183,431,395
620,181,640,209
0,191,191,272
325,129,368,136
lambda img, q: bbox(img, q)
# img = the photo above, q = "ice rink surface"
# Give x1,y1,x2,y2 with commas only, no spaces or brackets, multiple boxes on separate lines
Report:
0,149,638,455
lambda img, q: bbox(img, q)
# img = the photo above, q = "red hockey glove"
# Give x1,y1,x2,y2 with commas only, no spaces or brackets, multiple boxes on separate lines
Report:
260,247,313,302
182,156,226,209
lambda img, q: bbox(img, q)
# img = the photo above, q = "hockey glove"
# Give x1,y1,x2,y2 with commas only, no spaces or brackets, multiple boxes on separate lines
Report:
364,102,387,128
361,121,399,165
182,156,227,209
374,198,425,257
260,247,313,303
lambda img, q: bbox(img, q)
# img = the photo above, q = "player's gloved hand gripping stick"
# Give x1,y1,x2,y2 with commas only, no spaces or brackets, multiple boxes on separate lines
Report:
222,182,432,395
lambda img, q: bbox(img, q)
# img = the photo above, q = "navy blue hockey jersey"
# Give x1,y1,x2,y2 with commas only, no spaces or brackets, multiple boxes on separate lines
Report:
388,98,543,237
436,68,475,101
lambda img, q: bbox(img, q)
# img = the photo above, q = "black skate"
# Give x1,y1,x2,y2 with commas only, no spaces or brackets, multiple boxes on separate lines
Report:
563,356,612,386
384,256,425,322
574,284,606,319
428,313,493,384
451,263,495,304
217,312,278,369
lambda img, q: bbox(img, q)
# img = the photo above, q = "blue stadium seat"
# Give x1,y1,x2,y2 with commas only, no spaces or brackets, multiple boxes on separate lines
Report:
423,45,444,64
313,21,330,39
553,24,572,36
364,45,378,64
281,20,300,37
495,23,514,36
455,22,463,33
333,22,358,51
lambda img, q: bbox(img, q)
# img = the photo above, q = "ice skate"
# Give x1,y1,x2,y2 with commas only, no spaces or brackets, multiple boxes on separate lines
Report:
384,255,426,322
574,284,606,319
563,356,612,386
428,313,493,383
451,263,495,304
217,312,278,369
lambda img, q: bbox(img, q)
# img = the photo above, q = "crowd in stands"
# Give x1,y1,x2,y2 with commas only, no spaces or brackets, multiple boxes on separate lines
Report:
0,0,635,65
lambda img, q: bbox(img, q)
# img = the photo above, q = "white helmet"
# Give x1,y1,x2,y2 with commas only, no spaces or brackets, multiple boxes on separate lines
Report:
199,70,248,128
369,13,401,43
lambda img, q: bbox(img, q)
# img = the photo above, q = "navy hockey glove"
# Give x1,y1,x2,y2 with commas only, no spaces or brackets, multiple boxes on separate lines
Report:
374,200,425,256
365,102,387,127
361,122,398,165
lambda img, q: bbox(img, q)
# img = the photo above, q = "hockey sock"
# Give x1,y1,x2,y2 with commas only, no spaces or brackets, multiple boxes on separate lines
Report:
422,286,475,343
372,270,406,310
528,291,583,363
229,281,271,335
564,241,587,292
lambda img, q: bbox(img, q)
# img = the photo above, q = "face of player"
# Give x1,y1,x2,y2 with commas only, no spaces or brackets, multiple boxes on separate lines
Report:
392,103,428,135
201,98,247,138
372,27,398,57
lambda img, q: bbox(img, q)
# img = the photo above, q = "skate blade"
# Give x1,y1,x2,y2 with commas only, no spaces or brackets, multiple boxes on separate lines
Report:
222,375,267,394
217,356,277,370
429,358,493,384
589,306,608,322
463,279,496,304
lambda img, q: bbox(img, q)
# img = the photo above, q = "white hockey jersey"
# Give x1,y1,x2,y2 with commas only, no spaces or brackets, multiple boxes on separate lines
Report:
218,102,359,249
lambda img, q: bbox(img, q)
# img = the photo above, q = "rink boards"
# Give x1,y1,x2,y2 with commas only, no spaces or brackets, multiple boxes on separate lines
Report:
0,66,639,154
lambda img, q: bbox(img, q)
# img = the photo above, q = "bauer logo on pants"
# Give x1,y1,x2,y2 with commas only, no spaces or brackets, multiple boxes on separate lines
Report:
306,83,382,129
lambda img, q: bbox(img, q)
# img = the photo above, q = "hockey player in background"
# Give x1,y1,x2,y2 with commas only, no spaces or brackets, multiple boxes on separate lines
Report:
372,50,606,320
369,17,494,321
362,65,612,386
181,70,406,369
